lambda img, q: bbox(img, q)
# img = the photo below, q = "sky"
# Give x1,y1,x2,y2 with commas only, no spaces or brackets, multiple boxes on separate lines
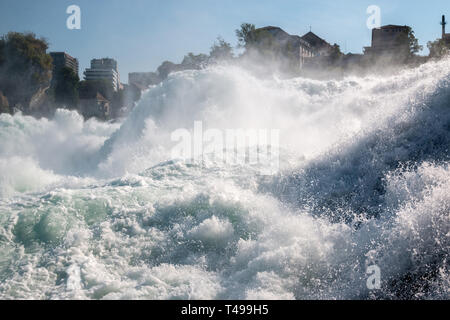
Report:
0,0,449,83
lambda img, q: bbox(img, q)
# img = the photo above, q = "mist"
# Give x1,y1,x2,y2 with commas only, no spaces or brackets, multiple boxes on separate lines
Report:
0,55,449,299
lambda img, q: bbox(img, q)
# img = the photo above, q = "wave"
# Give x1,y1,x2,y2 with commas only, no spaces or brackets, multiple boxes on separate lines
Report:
0,58,449,299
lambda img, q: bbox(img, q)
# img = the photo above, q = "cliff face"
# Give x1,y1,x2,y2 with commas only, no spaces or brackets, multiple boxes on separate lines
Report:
0,91,9,114
0,67,52,115
0,32,53,116
28,84,52,117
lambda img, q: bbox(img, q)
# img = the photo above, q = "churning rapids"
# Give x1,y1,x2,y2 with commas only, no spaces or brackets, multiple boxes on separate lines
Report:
0,58,449,300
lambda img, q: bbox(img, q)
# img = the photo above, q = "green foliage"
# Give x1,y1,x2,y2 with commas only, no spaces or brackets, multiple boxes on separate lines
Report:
427,39,449,58
78,79,114,100
112,87,124,107
406,28,423,56
210,37,234,60
235,24,289,56
157,61,181,79
0,32,52,108
398,27,423,58
78,79,126,119
252,30,277,54
181,52,209,68
0,32,52,77
52,66,79,109
329,44,344,62
235,23,257,49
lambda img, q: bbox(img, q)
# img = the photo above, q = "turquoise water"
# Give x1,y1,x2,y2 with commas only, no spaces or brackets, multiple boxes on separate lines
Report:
0,61,449,299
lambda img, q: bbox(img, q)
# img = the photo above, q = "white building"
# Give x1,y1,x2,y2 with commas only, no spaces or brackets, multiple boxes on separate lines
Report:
84,58,121,91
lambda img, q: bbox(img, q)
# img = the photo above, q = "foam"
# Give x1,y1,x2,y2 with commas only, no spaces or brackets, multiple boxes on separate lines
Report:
0,58,449,299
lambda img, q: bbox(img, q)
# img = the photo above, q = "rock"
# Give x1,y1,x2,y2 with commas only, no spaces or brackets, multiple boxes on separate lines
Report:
0,91,10,114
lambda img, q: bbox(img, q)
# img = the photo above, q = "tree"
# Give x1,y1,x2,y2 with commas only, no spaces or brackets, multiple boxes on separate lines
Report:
210,37,234,61
236,24,283,57
399,27,423,58
329,43,344,63
235,23,257,49
427,39,449,59
407,28,422,56
0,32,52,111
78,79,114,100
52,66,79,109
157,61,183,79
181,52,209,69
110,87,125,119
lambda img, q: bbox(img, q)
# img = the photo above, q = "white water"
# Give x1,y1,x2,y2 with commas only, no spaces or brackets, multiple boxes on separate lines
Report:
0,59,449,299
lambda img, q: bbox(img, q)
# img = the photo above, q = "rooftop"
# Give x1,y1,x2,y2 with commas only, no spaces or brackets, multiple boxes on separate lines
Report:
49,52,77,59
377,24,409,29
301,31,332,49
257,26,290,37
254,26,313,48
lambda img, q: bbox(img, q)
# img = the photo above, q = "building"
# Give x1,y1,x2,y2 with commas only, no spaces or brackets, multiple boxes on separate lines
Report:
84,58,121,91
301,31,333,56
428,15,450,58
289,35,315,68
253,26,316,69
50,52,79,76
79,92,110,120
364,25,410,56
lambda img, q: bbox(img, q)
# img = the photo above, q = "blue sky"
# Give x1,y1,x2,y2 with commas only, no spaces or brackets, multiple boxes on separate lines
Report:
0,0,448,83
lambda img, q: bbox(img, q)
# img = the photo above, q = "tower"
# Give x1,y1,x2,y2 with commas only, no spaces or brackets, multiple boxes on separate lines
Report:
442,15,447,39
84,58,120,92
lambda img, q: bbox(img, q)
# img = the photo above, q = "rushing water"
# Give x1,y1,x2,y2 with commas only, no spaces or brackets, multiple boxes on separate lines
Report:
0,59,449,299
